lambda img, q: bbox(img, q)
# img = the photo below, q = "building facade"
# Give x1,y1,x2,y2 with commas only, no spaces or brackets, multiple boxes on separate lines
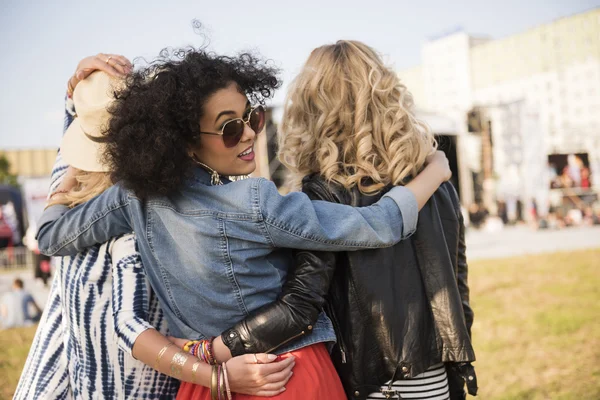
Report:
399,8,600,217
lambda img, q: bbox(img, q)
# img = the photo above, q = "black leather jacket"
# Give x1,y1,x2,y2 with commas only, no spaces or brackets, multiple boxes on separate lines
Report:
222,176,477,399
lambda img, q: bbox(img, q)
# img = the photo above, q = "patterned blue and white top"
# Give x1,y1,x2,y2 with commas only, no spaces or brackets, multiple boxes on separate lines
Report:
13,97,179,399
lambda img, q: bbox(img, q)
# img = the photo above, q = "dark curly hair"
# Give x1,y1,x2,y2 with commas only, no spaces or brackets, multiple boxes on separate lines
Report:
103,47,280,198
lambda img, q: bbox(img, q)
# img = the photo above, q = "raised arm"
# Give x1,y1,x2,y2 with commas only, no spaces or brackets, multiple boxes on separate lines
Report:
37,183,133,256
260,151,451,251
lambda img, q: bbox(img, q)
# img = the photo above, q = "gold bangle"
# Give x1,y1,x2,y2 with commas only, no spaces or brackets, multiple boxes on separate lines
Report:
154,343,174,371
219,365,225,399
170,351,188,379
191,361,201,384
211,365,218,400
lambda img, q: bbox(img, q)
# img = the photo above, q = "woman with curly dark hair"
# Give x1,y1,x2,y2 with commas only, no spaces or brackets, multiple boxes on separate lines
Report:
37,47,451,399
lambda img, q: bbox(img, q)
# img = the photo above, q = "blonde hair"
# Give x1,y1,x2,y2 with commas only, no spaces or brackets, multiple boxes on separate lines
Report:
48,171,112,208
279,40,435,194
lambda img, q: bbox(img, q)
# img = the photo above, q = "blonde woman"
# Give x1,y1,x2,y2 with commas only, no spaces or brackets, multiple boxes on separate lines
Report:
218,41,478,400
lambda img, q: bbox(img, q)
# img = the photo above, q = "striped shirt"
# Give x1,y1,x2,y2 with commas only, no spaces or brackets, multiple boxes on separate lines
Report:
367,363,450,400
14,97,179,399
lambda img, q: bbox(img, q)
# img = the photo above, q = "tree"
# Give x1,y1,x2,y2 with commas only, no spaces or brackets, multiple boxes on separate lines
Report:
0,155,19,187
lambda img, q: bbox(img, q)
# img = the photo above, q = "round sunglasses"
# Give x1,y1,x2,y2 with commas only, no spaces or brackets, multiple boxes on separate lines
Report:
198,105,266,148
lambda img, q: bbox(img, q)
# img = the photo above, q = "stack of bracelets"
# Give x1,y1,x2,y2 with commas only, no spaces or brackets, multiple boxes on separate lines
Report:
184,338,232,400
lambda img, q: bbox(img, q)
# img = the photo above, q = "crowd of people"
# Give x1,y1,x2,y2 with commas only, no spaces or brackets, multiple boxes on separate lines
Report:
11,40,477,400
549,155,593,189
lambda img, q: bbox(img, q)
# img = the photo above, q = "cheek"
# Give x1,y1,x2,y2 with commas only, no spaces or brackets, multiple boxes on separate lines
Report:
198,136,237,162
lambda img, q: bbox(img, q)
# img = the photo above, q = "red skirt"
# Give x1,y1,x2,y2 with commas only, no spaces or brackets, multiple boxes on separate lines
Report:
176,343,345,400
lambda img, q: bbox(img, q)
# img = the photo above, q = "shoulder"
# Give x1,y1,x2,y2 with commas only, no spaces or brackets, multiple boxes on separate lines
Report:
301,174,348,203
434,182,461,217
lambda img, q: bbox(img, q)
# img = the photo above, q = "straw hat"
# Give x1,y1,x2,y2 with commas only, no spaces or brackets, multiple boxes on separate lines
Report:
61,71,121,172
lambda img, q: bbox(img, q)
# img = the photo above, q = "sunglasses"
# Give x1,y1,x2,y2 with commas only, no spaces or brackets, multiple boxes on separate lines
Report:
199,105,266,148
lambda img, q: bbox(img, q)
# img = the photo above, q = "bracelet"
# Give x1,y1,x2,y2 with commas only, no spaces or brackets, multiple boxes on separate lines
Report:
190,338,218,365
211,365,218,400
154,343,174,371
184,340,200,353
207,337,217,365
170,351,188,379
217,364,222,400
191,361,201,385
222,361,232,400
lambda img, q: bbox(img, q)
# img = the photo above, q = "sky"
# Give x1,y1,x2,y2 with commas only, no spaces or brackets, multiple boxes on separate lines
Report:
1,0,598,149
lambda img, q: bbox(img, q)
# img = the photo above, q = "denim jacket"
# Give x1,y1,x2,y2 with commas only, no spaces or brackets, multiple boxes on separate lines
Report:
37,167,418,353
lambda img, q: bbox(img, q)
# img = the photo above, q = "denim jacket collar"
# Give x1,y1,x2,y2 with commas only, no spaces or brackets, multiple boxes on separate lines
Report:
189,165,232,187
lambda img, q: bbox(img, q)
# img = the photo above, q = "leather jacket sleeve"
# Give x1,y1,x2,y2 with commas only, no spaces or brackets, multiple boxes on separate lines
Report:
222,180,338,356
457,209,474,337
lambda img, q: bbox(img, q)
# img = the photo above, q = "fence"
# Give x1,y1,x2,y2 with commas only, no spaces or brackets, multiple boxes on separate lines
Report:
0,247,35,271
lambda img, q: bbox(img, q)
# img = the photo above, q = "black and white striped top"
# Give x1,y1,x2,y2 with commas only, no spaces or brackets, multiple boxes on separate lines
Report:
367,363,450,400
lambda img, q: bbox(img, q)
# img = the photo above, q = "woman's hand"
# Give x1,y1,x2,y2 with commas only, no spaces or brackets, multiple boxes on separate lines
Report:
225,353,295,396
426,150,452,183
68,53,132,93
169,336,294,395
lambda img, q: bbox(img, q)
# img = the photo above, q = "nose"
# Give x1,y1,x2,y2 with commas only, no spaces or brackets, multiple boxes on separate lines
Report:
240,121,256,143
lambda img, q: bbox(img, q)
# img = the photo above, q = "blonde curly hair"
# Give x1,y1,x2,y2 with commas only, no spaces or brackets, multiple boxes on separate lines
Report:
48,171,112,208
278,40,435,194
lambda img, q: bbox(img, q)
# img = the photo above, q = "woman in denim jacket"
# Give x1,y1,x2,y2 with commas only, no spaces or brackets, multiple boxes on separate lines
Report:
37,47,451,399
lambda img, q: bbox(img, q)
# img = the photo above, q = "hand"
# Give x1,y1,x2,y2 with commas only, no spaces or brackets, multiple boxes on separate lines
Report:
426,150,452,182
69,53,132,93
226,353,295,396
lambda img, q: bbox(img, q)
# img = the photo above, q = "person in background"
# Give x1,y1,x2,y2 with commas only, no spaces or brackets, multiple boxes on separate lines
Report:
0,278,41,329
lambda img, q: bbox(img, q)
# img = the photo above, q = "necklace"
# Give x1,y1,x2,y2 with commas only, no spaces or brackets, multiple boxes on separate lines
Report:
191,157,223,186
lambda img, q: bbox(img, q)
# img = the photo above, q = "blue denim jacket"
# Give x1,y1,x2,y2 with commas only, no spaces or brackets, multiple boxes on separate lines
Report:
38,167,418,353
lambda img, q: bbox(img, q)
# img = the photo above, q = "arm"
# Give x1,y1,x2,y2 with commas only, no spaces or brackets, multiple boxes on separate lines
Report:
110,234,295,395
36,184,133,256
220,163,446,357
260,154,449,251
110,234,156,355
220,250,337,357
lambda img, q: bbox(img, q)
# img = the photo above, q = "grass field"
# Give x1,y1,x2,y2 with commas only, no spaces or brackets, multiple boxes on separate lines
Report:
1,249,599,399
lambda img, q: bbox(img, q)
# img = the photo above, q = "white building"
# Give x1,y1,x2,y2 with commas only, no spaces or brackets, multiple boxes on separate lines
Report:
399,8,600,216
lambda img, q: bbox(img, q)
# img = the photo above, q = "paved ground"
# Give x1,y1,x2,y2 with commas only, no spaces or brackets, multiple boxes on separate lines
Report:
466,225,600,260
1,225,599,309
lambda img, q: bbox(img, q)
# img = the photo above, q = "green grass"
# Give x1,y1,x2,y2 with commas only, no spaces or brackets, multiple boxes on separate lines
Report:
0,250,599,399
0,325,37,399
467,249,600,400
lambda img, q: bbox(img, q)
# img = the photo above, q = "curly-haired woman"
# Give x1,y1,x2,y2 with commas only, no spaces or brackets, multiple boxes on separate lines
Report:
16,55,293,400
219,40,478,400
36,47,451,399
